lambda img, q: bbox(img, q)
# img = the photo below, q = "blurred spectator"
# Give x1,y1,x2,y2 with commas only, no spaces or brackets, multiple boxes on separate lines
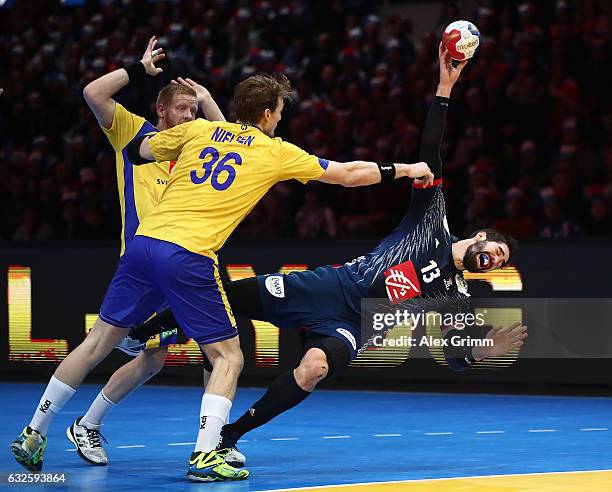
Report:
0,0,610,243
13,207,55,242
495,187,536,238
584,196,612,236
538,187,582,237
296,189,337,239
464,188,497,235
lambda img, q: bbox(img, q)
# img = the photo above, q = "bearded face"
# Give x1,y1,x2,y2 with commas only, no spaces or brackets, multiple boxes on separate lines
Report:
462,240,508,272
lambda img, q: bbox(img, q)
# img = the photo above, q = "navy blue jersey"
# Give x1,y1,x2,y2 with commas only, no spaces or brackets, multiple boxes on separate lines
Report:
334,182,469,312
258,181,471,356
257,97,472,357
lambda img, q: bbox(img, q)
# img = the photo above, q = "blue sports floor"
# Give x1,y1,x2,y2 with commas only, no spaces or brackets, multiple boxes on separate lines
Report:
2,383,612,491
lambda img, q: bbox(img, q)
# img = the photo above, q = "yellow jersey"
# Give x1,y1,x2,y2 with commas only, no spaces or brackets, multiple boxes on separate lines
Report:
138,119,328,257
101,103,171,255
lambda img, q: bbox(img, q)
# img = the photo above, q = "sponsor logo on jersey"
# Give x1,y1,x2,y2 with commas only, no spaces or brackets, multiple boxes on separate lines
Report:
444,278,453,290
383,261,422,304
200,416,207,429
264,275,285,298
455,273,470,295
249,408,256,416
336,328,357,351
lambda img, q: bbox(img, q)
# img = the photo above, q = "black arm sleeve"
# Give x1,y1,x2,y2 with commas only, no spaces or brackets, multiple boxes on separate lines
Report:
418,96,449,180
443,325,491,372
443,328,475,372
126,135,151,165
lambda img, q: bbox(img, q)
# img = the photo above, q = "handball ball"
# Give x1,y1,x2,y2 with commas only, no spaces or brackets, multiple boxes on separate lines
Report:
442,20,480,61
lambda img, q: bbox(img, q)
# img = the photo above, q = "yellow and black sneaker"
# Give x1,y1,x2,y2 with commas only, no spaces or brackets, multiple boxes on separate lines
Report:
187,449,249,482
10,426,47,472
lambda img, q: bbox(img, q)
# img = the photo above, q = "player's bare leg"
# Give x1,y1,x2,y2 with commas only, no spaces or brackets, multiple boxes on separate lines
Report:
11,317,127,471
219,347,330,465
66,346,168,465
54,318,130,387
187,336,248,482
293,348,329,391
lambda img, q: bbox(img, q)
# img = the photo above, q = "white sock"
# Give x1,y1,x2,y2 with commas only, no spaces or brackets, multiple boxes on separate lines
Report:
195,393,232,453
81,390,116,427
29,376,76,436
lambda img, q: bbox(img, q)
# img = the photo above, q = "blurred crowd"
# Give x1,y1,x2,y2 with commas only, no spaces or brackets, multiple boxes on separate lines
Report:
0,0,611,243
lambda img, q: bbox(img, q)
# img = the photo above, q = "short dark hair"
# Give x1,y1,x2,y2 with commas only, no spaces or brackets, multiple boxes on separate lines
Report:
233,73,293,125
468,228,518,263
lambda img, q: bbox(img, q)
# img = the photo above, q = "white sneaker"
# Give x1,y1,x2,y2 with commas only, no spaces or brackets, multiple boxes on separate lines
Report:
219,446,246,468
66,417,108,466
115,334,145,357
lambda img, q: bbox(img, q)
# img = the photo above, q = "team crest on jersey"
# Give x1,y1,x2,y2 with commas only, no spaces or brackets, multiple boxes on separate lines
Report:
383,261,422,304
265,275,285,298
455,273,470,295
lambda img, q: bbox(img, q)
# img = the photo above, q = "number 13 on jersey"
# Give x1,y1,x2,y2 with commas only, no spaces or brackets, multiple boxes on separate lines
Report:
191,146,242,191
421,260,441,283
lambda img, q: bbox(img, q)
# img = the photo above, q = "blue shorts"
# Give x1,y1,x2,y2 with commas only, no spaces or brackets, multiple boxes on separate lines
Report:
257,267,361,359
100,236,237,345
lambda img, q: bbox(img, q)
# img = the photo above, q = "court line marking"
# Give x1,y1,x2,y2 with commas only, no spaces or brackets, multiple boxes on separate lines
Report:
64,449,76,452
153,426,607,449
255,468,612,491
116,445,145,448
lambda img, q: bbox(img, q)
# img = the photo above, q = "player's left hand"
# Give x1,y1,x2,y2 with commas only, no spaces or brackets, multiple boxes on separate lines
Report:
140,36,165,76
173,77,211,108
478,322,528,359
438,41,467,88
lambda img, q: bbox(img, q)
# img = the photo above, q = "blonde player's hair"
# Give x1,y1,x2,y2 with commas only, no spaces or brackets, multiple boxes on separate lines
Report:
156,83,197,107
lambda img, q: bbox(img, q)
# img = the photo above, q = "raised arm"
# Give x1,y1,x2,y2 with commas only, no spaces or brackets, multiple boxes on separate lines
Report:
317,160,434,187
173,77,226,122
414,43,467,185
83,36,165,128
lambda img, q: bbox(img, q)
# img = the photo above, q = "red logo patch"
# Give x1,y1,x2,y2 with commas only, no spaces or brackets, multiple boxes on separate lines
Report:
169,160,177,173
384,261,422,304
